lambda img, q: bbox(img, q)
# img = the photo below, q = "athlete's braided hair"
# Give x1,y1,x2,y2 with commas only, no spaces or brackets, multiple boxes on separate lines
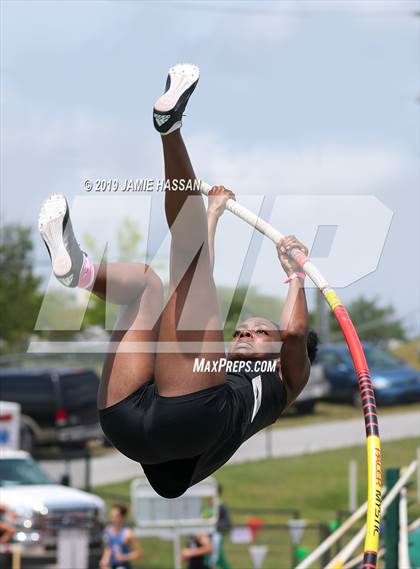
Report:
306,329,319,364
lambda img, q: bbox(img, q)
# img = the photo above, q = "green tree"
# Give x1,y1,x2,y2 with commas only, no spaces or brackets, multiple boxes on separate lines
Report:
330,295,406,343
0,225,42,353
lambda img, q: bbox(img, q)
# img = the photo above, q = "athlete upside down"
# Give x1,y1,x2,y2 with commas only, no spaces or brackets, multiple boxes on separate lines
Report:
39,64,318,498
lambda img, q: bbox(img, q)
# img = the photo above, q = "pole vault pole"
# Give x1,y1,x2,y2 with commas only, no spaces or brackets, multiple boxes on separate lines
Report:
199,181,382,569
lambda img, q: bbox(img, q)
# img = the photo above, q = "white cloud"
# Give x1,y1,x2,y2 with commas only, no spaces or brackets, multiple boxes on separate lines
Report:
189,131,414,197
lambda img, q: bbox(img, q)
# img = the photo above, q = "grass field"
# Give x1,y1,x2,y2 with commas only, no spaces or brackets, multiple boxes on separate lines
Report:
94,437,419,569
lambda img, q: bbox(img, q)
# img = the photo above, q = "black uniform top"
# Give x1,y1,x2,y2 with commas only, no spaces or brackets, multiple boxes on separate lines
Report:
189,364,287,487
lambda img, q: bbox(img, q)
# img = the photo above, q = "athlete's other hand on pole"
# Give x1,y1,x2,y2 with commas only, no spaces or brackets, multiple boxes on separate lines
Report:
207,186,236,218
276,235,308,277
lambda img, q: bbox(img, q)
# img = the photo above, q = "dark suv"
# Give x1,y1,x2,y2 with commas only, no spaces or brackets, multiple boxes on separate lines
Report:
0,367,103,453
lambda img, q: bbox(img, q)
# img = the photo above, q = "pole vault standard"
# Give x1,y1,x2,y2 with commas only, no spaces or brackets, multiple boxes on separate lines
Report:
326,460,417,569
199,181,382,569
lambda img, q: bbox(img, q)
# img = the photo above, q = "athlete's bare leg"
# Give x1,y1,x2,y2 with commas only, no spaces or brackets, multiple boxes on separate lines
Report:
91,262,164,409
154,130,226,396
38,193,164,410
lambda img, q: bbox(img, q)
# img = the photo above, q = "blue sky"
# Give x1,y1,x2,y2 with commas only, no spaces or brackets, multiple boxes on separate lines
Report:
1,0,419,335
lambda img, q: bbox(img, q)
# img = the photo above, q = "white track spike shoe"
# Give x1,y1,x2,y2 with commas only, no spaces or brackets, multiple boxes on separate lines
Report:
153,63,200,135
38,194,86,288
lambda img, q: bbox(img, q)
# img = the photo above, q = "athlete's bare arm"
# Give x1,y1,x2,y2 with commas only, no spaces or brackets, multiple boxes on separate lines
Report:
277,236,310,407
206,186,236,271
206,189,310,405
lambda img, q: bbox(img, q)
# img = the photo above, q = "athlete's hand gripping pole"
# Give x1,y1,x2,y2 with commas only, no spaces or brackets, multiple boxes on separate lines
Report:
199,180,382,569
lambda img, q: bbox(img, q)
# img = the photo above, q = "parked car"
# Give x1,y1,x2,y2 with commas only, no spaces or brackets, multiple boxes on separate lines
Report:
0,367,103,453
292,362,330,414
0,449,105,568
316,344,420,406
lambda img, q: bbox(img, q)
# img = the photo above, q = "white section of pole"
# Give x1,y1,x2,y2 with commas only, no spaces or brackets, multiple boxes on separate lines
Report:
199,181,284,244
199,181,330,289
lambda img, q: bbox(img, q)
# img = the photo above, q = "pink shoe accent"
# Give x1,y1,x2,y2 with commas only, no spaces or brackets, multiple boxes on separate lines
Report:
78,254,95,289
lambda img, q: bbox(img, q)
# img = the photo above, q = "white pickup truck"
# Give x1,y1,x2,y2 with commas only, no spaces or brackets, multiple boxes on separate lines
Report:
0,449,106,568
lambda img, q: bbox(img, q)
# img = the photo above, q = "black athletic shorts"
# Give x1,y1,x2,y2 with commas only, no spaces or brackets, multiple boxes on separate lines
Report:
99,366,287,498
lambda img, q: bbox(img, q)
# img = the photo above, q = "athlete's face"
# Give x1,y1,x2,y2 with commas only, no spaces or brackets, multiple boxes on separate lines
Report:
228,317,282,361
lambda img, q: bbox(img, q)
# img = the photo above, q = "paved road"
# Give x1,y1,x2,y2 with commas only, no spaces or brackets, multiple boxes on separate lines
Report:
40,411,419,489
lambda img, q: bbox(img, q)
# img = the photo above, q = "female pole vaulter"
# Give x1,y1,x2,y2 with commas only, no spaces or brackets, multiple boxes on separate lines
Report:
39,64,318,498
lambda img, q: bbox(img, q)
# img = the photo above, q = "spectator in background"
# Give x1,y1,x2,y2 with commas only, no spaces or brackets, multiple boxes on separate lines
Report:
100,504,143,569
181,534,213,569
213,484,232,569
0,504,16,569
197,483,232,569
0,504,15,544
